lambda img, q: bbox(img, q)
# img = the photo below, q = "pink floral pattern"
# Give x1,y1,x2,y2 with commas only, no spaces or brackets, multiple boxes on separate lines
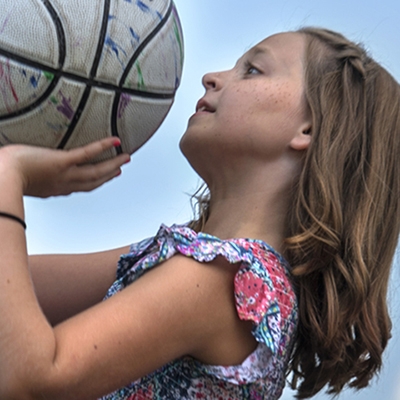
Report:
101,224,298,399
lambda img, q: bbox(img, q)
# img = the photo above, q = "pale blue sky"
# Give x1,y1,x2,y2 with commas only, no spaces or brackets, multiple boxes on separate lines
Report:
24,1,400,399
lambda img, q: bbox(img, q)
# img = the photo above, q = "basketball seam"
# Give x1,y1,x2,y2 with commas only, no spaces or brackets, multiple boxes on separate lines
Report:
56,0,112,149
111,0,175,153
0,50,176,102
0,58,60,121
41,0,66,68
56,85,92,149
119,0,174,87
90,0,110,79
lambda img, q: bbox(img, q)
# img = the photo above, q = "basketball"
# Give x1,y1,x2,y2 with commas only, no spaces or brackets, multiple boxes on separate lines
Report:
0,0,184,161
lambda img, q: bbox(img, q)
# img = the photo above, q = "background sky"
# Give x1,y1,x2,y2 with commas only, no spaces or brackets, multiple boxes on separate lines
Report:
24,1,400,399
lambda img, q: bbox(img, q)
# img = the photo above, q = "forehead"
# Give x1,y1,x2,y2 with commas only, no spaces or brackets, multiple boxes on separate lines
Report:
247,32,306,73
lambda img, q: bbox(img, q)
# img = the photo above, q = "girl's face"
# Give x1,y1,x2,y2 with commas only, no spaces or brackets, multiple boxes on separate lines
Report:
180,32,311,175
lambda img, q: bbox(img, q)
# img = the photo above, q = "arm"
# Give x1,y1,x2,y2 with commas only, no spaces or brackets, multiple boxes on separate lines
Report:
5,237,256,399
0,140,256,400
30,248,130,326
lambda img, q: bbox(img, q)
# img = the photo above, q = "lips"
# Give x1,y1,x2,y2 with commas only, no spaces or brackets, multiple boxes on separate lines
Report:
195,99,215,113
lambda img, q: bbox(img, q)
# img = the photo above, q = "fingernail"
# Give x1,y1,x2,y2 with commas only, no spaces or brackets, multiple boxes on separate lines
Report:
115,169,122,177
124,157,131,164
113,138,121,147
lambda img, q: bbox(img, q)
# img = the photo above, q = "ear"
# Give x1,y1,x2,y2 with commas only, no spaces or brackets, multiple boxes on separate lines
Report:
289,124,312,151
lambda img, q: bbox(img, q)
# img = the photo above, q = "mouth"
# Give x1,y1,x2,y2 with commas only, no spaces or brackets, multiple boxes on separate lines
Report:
195,99,215,113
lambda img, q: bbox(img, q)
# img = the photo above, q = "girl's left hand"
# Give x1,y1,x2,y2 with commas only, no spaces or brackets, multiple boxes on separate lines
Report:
0,137,130,198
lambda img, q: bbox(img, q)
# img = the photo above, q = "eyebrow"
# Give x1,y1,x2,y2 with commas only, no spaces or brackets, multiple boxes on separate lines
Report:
235,45,275,68
247,46,275,61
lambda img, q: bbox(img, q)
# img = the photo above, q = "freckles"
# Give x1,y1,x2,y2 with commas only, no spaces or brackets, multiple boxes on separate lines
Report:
267,91,280,105
277,83,295,106
283,83,293,99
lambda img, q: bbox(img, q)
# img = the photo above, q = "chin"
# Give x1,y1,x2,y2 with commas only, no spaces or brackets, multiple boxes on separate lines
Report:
179,136,210,181
179,128,198,157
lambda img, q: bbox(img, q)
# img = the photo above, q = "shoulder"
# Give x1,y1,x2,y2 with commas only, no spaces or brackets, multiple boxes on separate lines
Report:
112,224,295,363
129,253,258,365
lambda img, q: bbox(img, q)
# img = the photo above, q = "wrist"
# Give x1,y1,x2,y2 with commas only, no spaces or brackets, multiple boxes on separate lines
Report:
0,147,26,211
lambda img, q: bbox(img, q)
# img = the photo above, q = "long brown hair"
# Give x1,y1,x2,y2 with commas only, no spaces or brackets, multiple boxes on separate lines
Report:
286,27,400,397
189,28,400,398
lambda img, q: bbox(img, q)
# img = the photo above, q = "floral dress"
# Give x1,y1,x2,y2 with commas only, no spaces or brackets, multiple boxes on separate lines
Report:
100,224,298,400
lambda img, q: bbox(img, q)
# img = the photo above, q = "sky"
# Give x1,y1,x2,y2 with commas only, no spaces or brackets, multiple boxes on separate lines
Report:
24,1,400,399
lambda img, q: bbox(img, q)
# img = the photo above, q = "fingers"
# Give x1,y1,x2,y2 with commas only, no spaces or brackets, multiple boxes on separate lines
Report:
68,166,123,193
2,138,131,197
39,138,130,196
73,154,128,183
67,137,126,165
69,137,130,181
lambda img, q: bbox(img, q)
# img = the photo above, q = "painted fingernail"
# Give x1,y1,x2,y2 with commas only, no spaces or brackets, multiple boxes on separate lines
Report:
113,138,121,147
115,169,122,177
124,157,131,164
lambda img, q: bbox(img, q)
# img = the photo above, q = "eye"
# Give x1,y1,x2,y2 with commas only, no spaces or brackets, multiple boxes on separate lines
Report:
244,61,261,75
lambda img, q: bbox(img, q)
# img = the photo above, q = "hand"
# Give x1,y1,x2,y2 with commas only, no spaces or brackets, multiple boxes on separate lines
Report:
0,138,130,198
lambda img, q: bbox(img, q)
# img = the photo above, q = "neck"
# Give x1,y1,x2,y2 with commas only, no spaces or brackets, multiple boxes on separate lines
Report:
201,163,296,254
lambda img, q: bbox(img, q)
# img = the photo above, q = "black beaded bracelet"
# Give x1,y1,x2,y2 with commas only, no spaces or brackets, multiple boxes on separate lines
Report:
0,212,26,230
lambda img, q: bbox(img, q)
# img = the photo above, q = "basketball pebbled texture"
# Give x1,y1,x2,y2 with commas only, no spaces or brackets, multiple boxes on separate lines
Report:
0,0,184,160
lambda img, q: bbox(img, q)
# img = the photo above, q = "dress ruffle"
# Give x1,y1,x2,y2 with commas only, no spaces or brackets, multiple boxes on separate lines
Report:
105,224,298,387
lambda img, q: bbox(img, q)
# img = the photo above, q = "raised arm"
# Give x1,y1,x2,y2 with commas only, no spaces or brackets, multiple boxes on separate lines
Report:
30,247,130,326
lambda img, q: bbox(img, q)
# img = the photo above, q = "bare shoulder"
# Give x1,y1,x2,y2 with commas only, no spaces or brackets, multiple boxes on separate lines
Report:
97,253,257,366
159,254,258,365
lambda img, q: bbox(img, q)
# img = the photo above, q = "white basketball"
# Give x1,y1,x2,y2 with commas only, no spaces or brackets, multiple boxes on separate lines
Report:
0,0,184,160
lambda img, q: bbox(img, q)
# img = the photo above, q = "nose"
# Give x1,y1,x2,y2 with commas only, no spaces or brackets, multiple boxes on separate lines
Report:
202,71,223,91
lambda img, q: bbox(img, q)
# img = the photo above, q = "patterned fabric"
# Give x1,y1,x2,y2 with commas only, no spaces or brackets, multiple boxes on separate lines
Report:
100,224,298,400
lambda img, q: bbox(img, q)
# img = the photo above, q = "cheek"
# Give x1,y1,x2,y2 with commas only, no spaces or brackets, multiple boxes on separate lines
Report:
262,82,297,110
263,85,306,126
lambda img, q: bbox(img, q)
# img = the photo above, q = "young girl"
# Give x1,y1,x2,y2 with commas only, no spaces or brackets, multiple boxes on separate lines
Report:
0,27,399,400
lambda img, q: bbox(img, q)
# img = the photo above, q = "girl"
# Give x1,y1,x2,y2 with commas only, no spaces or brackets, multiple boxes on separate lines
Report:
0,28,399,400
